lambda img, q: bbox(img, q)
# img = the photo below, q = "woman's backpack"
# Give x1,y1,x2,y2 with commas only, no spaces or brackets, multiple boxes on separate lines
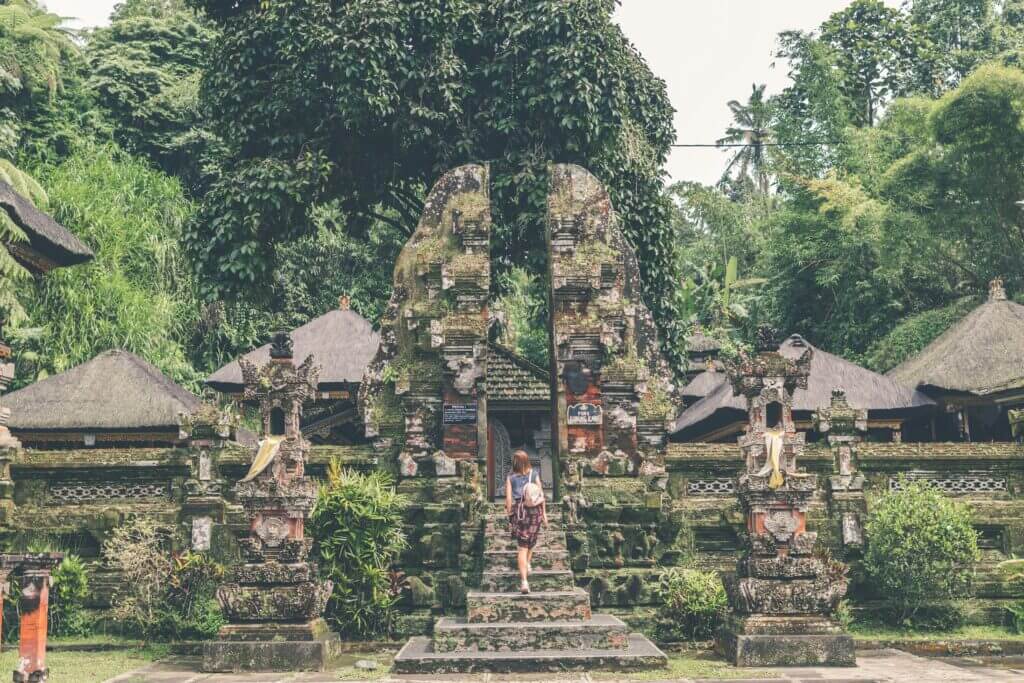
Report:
522,469,544,508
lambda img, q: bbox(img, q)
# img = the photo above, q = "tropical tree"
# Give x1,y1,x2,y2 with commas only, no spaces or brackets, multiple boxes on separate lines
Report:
183,0,685,368
86,0,215,187
818,0,931,126
717,84,773,194
0,0,88,157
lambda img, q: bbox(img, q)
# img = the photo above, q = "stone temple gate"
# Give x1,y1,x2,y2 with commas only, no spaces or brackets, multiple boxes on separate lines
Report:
358,163,676,504
359,163,678,672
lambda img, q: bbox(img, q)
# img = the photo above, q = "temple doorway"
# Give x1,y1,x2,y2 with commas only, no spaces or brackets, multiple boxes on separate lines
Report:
487,414,553,501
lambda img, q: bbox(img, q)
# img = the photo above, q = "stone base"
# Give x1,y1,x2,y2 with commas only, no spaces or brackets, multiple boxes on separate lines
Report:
392,633,667,674
715,616,855,667
202,619,342,672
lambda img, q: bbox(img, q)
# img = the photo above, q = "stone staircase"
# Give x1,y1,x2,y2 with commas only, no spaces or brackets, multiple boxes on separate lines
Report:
393,505,667,673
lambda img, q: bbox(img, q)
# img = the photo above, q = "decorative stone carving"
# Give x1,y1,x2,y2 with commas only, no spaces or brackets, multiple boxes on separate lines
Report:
359,165,491,475
716,332,854,667
204,333,339,673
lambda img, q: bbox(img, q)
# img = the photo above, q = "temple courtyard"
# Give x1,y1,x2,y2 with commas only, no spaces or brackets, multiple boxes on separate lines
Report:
103,649,1024,683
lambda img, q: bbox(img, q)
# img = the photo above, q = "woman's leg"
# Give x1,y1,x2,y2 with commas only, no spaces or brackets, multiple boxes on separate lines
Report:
517,545,530,591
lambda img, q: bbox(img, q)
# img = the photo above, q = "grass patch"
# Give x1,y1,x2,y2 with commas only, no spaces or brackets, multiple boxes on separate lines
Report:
849,623,1024,641
592,652,777,680
0,645,163,682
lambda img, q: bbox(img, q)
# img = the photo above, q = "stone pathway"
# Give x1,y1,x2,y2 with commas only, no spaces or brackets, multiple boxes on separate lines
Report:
106,649,1024,682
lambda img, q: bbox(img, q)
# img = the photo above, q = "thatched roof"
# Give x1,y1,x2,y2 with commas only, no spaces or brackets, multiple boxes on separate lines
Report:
6,350,200,431
0,180,93,272
207,305,380,392
681,366,726,403
672,334,935,439
888,282,1024,397
487,343,550,404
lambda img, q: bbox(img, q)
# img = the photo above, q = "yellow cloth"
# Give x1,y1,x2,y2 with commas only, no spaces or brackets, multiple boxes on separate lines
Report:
241,436,284,482
756,428,785,489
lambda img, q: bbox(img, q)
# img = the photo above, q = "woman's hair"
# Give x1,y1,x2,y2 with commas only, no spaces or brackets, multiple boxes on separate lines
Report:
512,449,531,475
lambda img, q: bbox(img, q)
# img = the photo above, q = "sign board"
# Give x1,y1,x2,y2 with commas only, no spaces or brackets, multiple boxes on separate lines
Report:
567,403,602,426
443,403,478,425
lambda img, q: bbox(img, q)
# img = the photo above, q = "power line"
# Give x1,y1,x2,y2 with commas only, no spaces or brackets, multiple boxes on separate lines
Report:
672,141,841,148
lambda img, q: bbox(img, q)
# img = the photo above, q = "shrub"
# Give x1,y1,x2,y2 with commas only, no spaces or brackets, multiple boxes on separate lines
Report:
161,552,226,640
101,518,226,640
653,567,727,641
50,555,93,637
864,478,980,628
310,463,408,639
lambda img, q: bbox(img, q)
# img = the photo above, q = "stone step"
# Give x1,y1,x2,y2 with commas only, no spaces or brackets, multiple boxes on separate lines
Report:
431,615,630,653
486,517,562,532
483,549,571,572
392,633,667,674
466,589,591,623
479,569,575,593
486,534,567,552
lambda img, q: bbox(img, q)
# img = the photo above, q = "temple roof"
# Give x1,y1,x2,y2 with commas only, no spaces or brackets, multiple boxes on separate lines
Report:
887,281,1024,398
206,304,380,393
681,363,727,403
486,343,550,404
6,350,200,431
672,334,935,439
0,180,93,273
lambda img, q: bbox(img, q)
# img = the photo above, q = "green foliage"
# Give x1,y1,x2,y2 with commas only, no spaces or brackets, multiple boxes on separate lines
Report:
102,518,175,640
864,296,979,372
50,555,93,637
184,0,684,369
101,519,225,641
717,84,773,194
0,0,94,160
653,567,727,642
0,159,39,322
492,267,549,368
85,0,215,187
311,464,408,639
864,478,980,628
160,552,226,640
13,143,201,388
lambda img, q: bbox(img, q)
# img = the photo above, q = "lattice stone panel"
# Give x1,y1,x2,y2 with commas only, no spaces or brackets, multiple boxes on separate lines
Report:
888,472,1007,495
687,478,736,496
48,481,170,504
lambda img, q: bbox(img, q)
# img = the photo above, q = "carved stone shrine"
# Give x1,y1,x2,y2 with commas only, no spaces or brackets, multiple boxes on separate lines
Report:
716,331,855,667
203,333,339,672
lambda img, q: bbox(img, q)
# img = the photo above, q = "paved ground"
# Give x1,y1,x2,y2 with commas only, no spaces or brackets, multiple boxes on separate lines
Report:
105,649,1024,683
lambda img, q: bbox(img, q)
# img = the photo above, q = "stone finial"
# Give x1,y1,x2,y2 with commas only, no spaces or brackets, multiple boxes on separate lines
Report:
269,331,294,359
990,277,1008,302
339,294,351,310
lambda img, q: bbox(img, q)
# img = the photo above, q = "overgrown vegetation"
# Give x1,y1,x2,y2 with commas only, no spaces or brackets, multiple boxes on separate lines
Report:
101,518,225,641
310,463,408,639
863,478,980,628
652,567,728,642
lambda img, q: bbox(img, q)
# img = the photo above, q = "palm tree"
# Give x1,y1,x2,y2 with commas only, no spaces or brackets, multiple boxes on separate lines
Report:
717,83,773,194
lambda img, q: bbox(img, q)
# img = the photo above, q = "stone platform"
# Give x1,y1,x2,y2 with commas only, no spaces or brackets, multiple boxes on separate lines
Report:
391,505,667,673
203,618,343,673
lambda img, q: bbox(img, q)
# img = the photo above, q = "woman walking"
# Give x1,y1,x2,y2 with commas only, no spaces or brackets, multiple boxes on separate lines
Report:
505,449,548,594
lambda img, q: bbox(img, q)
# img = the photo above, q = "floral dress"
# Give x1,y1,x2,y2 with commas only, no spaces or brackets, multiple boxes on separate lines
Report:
509,470,544,549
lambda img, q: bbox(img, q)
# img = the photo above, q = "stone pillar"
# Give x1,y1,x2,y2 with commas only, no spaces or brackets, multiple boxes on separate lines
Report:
546,164,674,497
180,398,235,552
12,554,62,683
716,330,854,667
814,390,868,551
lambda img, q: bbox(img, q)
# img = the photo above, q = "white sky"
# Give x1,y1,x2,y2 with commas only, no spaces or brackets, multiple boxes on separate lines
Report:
47,0,900,185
